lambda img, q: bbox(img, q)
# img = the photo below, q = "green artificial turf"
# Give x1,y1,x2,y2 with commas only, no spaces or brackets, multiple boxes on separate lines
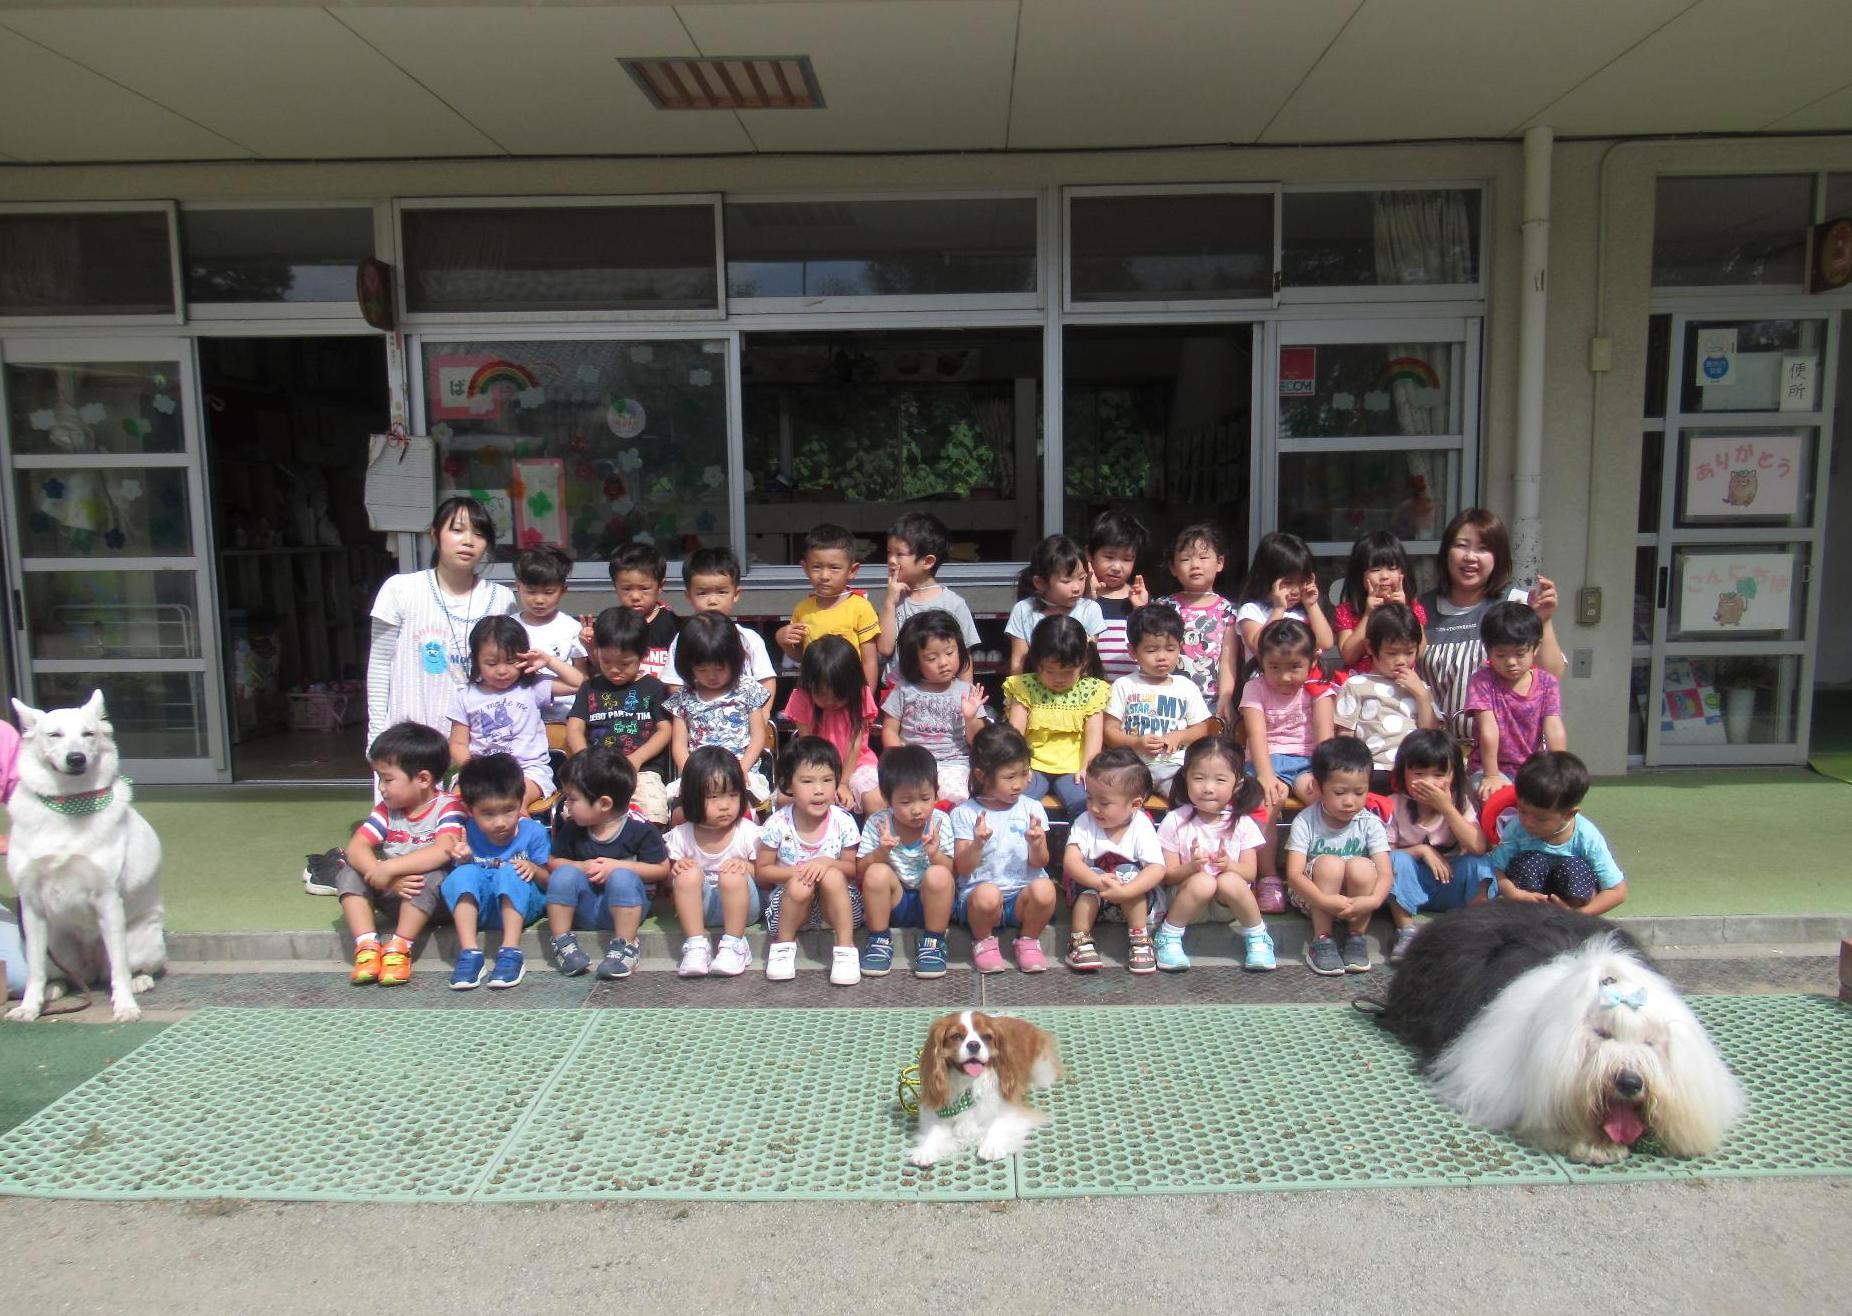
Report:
0,1021,168,1134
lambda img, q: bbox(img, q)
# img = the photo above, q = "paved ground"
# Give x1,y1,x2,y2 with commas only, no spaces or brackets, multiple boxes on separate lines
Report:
4,1179,1848,1315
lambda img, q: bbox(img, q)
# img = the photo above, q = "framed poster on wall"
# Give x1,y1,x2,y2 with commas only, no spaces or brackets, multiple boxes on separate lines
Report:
1677,549,1796,634
1681,433,1805,521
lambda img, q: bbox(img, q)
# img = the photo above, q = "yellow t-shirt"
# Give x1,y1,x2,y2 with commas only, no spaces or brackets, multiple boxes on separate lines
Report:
791,593,881,653
1002,674,1111,777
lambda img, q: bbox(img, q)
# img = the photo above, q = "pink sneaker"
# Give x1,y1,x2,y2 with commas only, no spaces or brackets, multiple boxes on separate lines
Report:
971,936,1007,974
1014,936,1047,973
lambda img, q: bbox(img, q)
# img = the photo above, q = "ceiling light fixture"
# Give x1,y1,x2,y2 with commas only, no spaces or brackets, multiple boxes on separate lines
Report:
622,56,823,111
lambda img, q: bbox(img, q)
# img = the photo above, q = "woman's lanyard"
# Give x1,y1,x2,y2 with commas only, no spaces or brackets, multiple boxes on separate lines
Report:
426,569,485,688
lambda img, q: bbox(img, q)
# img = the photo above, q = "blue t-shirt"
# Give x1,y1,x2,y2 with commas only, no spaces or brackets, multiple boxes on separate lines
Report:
949,794,1050,896
460,816,552,869
551,815,667,868
1488,816,1625,890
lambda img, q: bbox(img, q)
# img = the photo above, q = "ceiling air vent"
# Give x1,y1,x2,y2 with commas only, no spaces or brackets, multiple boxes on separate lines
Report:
622,56,823,110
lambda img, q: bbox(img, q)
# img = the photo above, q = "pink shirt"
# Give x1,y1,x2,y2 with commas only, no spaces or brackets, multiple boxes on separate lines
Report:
1333,598,1430,674
1463,665,1562,780
1157,805,1266,868
783,686,880,773
1238,676,1333,758
1391,794,1458,849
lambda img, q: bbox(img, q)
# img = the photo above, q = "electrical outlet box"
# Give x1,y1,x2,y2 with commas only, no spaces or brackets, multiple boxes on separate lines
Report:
1589,337,1615,373
1576,585,1602,627
1572,648,1594,679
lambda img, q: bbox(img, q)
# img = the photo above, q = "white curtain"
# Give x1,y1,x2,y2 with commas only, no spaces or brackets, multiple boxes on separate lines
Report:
1373,190,1473,541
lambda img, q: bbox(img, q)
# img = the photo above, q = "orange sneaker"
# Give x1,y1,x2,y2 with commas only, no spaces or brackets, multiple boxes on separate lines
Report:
379,938,413,986
350,940,383,985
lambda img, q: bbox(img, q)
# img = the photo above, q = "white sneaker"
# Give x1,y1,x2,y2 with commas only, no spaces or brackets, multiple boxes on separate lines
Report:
830,945,861,987
711,936,751,977
677,937,713,978
766,941,799,981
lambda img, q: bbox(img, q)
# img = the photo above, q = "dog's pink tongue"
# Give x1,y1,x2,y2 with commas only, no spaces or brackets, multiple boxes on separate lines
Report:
1603,1105,1646,1145
960,1060,985,1078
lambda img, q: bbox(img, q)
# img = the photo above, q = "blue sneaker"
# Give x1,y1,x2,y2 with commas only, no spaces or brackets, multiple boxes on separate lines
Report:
1152,928,1191,972
1242,926,1277,972
912,932,948,980
486,947,526,989
861,932,895,977
553,933,591,977
449,948,487,990
595,938,639,981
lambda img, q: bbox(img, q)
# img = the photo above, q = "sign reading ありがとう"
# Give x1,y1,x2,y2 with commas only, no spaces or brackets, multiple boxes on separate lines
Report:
1678,550,1794,633
1682,433,1804,520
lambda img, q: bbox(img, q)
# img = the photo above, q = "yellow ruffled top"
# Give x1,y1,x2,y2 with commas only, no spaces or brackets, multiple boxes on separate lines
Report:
1002,674,1110,775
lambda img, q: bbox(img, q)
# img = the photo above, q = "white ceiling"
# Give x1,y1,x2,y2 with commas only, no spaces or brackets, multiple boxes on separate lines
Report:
0,0,1846,164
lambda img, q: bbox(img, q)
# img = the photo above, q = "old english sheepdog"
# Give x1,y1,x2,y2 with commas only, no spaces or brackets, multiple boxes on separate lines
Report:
1378,903,1743,1164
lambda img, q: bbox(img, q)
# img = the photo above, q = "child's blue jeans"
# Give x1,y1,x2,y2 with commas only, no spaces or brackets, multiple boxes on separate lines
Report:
1389,851,1496,915
441,863,546,925
543,863,650,932
1026,770,1088,818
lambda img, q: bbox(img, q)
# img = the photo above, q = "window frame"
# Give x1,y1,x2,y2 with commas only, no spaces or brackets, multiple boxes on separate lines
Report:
723,188,1044,315
393,193,726,326
0,200,183,329
178,199,383,323
406,325,744,581
1276,180,1489,306
1062,183,1281,315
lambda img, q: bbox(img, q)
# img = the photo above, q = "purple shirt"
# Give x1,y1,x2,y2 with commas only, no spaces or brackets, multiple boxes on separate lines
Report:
447,680,553,776
1463,666,1561,780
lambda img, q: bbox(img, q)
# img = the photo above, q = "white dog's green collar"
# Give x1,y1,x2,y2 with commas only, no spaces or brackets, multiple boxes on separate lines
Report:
31,778,128,817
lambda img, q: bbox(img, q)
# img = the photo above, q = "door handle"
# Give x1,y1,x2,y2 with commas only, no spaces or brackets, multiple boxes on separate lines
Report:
1655,566,1669,610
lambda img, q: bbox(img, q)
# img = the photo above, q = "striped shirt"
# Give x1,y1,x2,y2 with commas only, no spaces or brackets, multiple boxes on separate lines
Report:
1094,595,1137,681
360,792,467,858
1417,586,1531,741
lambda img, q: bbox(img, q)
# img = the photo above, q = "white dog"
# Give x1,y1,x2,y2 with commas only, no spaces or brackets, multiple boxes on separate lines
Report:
909,1010,1060,1165
1380,903,1743,1164
6,691,165,1022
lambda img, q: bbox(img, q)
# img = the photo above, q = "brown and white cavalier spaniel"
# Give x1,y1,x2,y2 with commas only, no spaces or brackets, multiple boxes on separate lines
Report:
909,1011,1060,1165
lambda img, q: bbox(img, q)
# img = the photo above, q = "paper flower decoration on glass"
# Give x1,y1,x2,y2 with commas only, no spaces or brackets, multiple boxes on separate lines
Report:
518,528,544,548
104,529,126,550
509,475,527,500
43,477,65,500
442,454,465,478
617,448,643,474
28,409,54,431
517,387,546,410
432,423,453,442
79,403,108,425
152,394,178,415
526,490,554,518
634,531,655,546
701,465,725,490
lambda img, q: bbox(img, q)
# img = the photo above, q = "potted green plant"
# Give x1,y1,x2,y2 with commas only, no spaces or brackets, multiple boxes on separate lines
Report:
1711,657,1771,745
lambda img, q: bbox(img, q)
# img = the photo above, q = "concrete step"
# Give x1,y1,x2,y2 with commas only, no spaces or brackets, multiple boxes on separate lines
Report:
167,911,1852,969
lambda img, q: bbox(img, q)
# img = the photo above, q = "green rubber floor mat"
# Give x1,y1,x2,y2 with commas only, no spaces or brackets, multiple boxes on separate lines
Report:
0,996,1846,1202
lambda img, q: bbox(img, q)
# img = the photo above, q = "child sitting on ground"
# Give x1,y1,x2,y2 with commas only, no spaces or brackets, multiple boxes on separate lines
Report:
1333,602,1437,794
544,748,671,982
513,544,588,728
776,523,881,689
1105,603,1213,796
1155,736,1276,973
662,546,777,699
1061,748,1167,975
1003,614,1110,817
1285,737,1392,977
881,611,986,805
879,511,980,685
337,722,464,987
1490,751,1627,915
605,541,680,681
1240,617,1335,810
757,737,865,985
857,745,958,980
1006,533,1106,675
1384,729,1494,963
1085,509,1150,682
567,607,672,824
447,614,584,808
664,612,773,811
1467,599,1566,801
440,753,552,990
784,634,883,814
951,724,1057,975
666,747,765,979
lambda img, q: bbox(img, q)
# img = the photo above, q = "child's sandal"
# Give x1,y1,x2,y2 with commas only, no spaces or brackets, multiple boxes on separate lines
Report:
1064,933,1103,972
1126,929,1158,976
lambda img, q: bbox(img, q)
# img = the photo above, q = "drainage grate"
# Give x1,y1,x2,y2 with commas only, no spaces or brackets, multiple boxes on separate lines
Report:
1010,1005,1569,1194
0,1009,593,1201
0,996,1845,1202
478,1008,1011,1201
